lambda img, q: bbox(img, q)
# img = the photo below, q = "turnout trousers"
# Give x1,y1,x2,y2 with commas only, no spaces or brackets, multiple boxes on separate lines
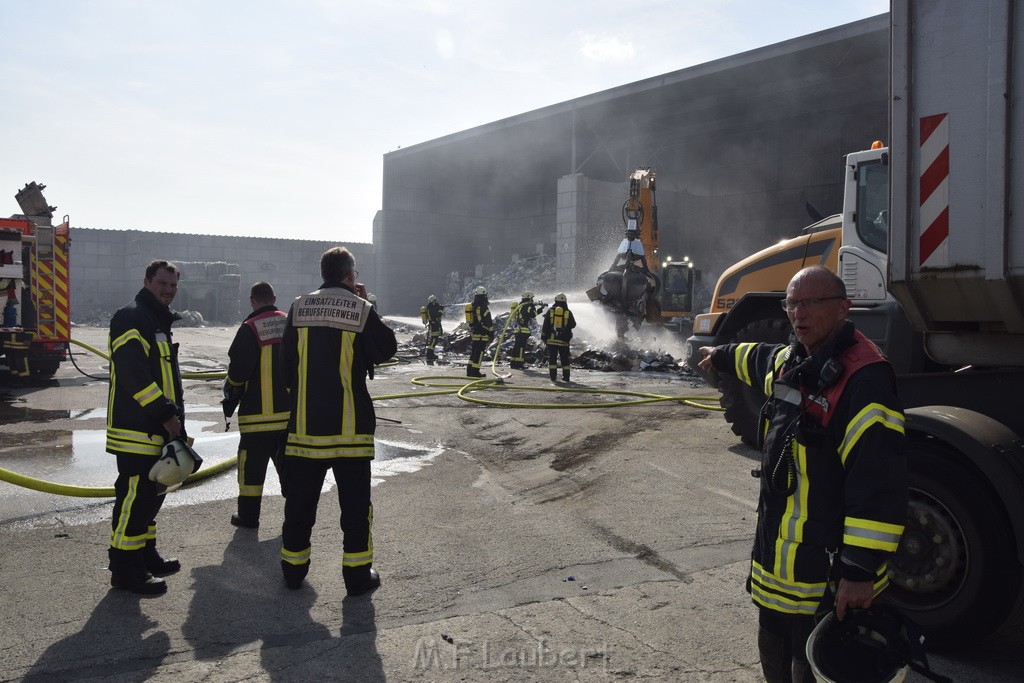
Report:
467,339,488,374
281,456,373,581
757,606,816,683
426,323,442,360
510,332,530,368
236,431,287,524
110,453,166,553
546,345,570,380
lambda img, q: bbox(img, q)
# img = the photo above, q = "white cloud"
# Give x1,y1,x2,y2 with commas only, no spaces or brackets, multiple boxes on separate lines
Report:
435,28,456,60
578,33,637,63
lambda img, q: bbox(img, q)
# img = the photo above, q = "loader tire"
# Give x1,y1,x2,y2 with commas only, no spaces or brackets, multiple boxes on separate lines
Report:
719,318,790,447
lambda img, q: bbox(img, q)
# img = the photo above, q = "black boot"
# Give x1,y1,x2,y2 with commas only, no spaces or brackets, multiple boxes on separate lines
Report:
281,559,309,590
550,369,558,381
109,548,167,595
144,540,181,577
343,566,381,597
562,370,570,382
231,496,261,528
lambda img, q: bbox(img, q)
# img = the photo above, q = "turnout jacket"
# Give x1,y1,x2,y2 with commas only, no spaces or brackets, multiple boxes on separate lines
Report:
542,305,576,346
708,321,906,616
225,305,290,434
511,300,540,334
281,282,397,459
468,296,494,342
106,287,185,457
424,300,444,335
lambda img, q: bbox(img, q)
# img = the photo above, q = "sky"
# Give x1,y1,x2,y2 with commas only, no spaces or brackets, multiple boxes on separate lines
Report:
1,0,888,243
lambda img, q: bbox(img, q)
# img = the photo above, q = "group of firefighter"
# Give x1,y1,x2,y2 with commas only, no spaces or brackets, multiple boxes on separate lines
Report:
421,287,576,382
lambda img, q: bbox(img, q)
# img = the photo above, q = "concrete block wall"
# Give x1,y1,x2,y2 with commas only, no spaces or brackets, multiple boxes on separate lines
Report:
556,175,625,291
68,228,375,324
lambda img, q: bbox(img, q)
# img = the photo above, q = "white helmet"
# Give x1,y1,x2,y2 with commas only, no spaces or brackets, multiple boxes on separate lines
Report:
805,605,939,683
149,438,203,491
368,293,377,303
555,292,567,303
428,294,438,303
522,291,533,300
475,286,487,296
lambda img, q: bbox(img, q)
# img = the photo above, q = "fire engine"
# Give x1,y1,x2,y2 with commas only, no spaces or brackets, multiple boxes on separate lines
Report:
0,182,71,380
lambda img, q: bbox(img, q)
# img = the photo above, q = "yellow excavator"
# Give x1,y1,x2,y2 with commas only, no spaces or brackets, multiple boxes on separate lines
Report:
588,168,700,337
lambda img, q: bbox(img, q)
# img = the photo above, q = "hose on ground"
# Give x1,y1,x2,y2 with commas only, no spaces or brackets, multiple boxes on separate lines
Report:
3,336,720,499
0,453,238,498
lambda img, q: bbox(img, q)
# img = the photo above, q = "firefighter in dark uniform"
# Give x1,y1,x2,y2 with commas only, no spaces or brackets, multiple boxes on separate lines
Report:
542,292,576,382
509,291,543,370
106,260,186,595
223,281,289,529
279,246,397,596
695,266,906,683
421,294,444,365
465,286,493,378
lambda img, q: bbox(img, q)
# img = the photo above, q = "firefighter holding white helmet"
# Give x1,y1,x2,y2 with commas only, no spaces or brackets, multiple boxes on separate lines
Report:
105,260,189,595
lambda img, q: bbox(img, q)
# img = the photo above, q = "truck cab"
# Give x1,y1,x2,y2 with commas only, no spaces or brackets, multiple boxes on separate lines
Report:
683,143,927,445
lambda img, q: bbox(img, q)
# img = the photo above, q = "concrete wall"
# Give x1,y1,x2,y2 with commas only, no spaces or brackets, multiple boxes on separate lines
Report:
69,228,375,323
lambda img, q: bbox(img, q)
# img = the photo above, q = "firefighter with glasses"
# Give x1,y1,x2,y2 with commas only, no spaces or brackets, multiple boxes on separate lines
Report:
694,266,907,682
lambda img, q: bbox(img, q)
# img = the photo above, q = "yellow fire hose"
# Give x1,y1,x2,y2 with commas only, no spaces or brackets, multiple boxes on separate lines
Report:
0,336,721,499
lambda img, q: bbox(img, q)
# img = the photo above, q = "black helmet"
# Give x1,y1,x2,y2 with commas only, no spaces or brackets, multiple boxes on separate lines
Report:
806,605,948,683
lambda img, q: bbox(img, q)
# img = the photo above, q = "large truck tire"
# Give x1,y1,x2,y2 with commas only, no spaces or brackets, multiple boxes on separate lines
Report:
884,439,1024,645
719,318,790,447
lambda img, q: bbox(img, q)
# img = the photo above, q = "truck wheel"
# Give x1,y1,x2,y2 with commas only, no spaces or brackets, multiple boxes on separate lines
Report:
29,358,61,378
719,318,790,447
884,440,1024,645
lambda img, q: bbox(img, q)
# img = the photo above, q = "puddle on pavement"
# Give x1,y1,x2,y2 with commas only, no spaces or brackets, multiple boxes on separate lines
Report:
0,404,444,529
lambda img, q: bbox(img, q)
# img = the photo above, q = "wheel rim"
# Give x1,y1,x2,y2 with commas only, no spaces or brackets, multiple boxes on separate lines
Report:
887,486,967,608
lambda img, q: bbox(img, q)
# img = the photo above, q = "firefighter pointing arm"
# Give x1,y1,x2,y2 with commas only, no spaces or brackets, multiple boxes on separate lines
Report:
694,266,907,681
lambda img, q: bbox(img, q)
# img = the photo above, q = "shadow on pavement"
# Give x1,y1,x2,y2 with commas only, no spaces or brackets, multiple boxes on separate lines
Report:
23,591,170,681
181,528,383,681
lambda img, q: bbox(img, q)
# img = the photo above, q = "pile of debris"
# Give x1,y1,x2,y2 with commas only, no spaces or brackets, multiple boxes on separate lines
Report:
456,254,556,303
398,313,689,374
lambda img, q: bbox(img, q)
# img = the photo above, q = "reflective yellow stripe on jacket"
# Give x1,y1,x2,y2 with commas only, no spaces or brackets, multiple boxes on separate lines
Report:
286,328,374,458
106,427,165,457
839,403,905,465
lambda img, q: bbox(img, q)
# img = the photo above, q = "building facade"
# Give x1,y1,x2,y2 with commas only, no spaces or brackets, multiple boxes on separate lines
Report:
376,15,889,314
